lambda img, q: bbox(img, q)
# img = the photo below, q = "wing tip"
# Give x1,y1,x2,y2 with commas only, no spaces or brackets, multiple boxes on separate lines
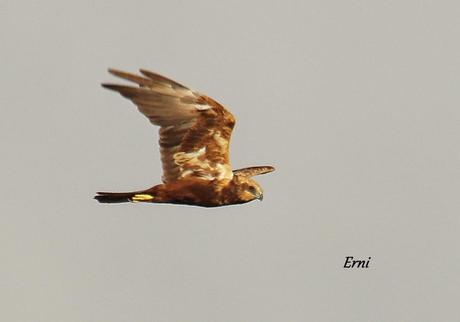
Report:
107,67,128,77
139,68,158,78
233,165,276,177
139,68,188,88
101,83,118,90
265,166,276,173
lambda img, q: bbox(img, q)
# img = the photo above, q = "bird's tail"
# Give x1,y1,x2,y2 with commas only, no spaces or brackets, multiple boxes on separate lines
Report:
94,191,154,203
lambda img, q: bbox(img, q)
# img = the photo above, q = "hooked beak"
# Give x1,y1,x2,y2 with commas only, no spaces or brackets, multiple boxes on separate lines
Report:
257,193,264,201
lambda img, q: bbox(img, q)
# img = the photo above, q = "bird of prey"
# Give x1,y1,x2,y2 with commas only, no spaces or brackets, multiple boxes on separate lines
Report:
95,68,275,207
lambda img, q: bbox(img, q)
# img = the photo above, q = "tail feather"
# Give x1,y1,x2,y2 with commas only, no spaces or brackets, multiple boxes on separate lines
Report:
94,191,137,203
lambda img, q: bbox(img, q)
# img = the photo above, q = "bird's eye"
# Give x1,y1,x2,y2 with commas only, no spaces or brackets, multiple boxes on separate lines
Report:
248,186,257,195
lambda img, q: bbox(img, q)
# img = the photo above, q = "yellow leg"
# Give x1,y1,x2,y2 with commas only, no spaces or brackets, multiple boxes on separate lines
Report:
131,194,154,202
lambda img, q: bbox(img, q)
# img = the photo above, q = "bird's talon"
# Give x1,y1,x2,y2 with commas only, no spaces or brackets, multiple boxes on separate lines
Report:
131,194,154,202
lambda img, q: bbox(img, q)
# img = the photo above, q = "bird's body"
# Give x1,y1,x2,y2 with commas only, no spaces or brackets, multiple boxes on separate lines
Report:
95,69,274,207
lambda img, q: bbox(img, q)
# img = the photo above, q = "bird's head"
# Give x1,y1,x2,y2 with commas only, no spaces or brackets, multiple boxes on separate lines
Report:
234,176,264,203
231,165,275,203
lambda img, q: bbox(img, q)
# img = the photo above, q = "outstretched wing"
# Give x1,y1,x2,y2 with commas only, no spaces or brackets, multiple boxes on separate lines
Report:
233,166,275,177
102,68,236,183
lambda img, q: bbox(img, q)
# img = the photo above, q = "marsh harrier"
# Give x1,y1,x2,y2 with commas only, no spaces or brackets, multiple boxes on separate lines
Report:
95,69,275,207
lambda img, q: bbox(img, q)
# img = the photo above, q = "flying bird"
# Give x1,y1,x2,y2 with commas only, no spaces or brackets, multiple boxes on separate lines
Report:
95,68,275,207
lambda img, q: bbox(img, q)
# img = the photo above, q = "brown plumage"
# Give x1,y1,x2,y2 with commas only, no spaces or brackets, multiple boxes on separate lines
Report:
95,68,275,207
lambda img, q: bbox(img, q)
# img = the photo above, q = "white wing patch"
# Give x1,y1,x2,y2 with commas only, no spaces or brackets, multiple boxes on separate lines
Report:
215,163,233,180
213,130,227,146
173,147,233,181
174,147,207,165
